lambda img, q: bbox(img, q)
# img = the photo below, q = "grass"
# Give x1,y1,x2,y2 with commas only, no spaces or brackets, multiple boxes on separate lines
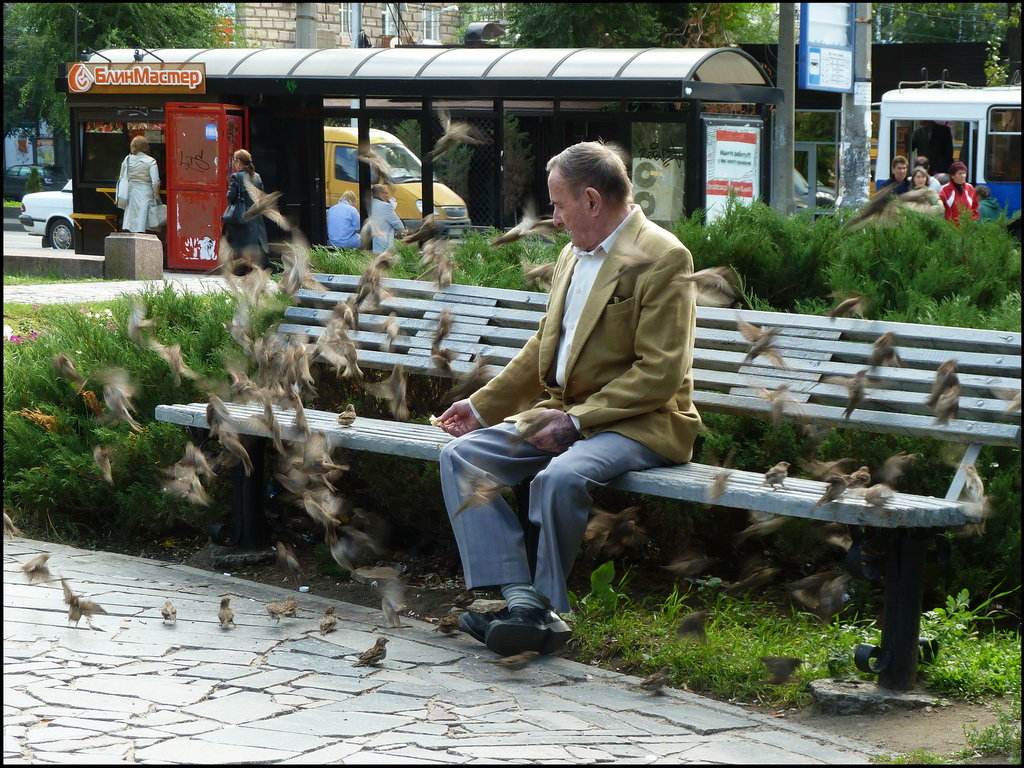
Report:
4,273,108,286
568,564,1021,713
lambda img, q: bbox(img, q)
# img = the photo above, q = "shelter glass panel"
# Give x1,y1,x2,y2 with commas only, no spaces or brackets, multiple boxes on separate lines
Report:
631,122,687,225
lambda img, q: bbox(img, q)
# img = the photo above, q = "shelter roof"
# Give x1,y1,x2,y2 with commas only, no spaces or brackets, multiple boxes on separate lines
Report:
81,47,780,103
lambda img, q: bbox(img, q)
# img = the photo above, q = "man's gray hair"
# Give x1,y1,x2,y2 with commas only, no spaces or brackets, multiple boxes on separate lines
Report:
546,140,632,205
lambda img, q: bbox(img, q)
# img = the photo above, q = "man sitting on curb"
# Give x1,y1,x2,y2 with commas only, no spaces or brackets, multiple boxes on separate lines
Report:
436,140,701,657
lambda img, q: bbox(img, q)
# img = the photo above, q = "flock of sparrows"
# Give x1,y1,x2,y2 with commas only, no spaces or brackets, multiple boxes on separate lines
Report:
12,544,560,673
26,114,1018,701
17,552,108,630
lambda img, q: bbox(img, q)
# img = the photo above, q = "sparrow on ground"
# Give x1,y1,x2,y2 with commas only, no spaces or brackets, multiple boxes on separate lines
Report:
161,600,177,624
433,614,461,635
267,596,298,624
320,606,338,635
218,597,236,629
483,650,540,671
675,610,710,643
353,636,389,667
761,656,803,684
629,666,671,694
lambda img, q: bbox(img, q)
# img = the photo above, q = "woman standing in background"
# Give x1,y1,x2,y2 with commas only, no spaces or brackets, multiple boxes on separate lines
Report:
116,136,161,233
223,149,271,270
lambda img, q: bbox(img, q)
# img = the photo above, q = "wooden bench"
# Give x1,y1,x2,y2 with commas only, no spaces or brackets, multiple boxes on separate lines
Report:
156,272,1020,690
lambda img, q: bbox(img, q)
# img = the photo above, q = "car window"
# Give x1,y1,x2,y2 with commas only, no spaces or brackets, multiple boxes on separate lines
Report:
334,146,359,183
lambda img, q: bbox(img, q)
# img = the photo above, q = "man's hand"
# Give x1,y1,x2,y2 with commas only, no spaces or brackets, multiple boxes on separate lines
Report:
438,399,481,437
523,409,580,454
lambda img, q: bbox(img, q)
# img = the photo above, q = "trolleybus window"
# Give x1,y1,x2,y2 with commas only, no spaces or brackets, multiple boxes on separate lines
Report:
985,107,1021,183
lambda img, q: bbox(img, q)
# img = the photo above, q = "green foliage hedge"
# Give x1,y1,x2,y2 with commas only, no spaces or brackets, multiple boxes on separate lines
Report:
4,201,1020,617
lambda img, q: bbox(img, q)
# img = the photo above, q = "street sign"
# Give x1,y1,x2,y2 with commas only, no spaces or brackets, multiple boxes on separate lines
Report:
798,3,854,93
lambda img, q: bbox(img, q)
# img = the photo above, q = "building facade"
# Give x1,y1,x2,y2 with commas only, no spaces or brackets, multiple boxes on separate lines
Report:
234,3,465,49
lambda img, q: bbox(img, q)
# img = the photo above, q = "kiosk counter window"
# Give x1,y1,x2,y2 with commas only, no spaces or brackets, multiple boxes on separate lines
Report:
81,121,166,184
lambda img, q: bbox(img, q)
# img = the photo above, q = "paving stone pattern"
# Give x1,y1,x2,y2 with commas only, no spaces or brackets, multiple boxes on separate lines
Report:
3,538,883,764
3,273,232,306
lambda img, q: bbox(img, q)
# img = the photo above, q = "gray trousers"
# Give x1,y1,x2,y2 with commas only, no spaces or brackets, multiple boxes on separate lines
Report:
439,423,671,613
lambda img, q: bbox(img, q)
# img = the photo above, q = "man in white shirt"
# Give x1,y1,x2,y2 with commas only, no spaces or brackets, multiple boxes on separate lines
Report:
436,141,701,658
369,184,405,253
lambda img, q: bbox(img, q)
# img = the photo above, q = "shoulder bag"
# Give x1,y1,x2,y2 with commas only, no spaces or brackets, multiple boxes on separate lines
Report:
221,173,247,225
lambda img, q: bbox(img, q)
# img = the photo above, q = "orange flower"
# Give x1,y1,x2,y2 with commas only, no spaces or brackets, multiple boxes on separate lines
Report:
80,390,104,417
14,409,58,432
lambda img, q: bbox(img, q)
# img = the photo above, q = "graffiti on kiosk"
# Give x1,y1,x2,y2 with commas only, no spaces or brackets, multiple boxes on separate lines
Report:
182,236,217,261
178,148,211,172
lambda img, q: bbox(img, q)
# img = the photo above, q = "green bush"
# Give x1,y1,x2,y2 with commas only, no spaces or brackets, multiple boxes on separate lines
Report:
3,287,250,544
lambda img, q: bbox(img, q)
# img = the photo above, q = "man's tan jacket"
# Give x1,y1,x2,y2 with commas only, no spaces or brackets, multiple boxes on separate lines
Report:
470,208,701,465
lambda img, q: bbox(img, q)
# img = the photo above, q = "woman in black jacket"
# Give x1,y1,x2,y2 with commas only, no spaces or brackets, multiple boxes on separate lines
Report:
223,149,271,272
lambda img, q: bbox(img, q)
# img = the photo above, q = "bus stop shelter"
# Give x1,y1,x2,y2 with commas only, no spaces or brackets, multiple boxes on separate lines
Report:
61,47,781,269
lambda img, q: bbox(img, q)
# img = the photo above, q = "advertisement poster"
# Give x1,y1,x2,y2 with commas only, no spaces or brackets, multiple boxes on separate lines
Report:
704,123,761,223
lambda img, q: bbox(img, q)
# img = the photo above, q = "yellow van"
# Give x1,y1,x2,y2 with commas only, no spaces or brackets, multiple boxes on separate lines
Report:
323,126,471,234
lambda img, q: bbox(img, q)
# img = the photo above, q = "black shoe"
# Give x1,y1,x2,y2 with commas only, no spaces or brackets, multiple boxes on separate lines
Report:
458,608,511,644
484,606,572,657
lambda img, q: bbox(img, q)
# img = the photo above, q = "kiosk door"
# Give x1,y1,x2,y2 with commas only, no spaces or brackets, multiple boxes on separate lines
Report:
166,103,247,271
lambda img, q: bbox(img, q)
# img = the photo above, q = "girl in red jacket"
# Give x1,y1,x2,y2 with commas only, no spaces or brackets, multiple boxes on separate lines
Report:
939,161,979,224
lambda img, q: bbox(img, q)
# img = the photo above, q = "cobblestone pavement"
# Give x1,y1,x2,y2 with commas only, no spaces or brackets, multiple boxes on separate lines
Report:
3,273,231,306
3,537,882,764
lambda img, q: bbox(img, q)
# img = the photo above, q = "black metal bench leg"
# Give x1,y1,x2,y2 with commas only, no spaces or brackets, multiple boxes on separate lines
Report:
212,435,268,549
855,529,930,690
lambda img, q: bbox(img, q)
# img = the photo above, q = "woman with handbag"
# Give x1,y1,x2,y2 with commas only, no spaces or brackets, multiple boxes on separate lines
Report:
116,136,161,233
222,149,271,272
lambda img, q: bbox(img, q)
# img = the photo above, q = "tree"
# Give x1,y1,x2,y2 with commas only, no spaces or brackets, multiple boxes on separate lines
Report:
4,3,232,140
873,3,1020,84
501,3,777,49
873,3,1014,43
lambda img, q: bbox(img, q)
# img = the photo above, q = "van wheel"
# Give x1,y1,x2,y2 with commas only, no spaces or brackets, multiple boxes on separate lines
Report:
47,218,74,250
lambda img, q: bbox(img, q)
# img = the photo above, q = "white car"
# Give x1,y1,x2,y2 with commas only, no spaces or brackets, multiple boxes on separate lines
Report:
19,180,75,249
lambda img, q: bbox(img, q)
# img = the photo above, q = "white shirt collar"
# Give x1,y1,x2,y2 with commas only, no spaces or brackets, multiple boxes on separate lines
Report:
573,204,639,259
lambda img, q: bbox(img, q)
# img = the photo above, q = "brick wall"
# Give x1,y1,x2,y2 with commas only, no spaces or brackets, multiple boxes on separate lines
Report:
237,3,463,48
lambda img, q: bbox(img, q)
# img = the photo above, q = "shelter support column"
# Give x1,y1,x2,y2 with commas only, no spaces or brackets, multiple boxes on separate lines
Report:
772,2,796,215
421,97,434,227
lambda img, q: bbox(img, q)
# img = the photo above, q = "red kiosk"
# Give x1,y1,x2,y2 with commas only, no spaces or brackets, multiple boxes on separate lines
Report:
165,103,247,271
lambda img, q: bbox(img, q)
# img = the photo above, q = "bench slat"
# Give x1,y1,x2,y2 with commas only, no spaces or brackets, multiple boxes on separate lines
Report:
697,306,1022,355
154,403,974,528
307,275,1021,354
296,289,547,330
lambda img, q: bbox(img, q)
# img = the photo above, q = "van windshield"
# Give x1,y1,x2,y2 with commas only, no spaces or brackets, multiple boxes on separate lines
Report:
375,142,422,183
